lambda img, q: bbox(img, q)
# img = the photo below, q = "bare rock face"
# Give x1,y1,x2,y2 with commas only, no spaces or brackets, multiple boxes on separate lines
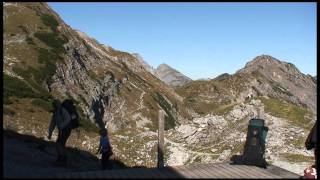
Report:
131,53,155,75
237,55,317,114
3,3,316,175
3,2,192,168
155,63,192,87
177,55,316,116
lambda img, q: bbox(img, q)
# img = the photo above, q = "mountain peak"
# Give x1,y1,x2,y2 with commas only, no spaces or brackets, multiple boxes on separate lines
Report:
131,53,155,74
237,55,300,75
155,63,192,87
157,63,171,69
244,54,281,69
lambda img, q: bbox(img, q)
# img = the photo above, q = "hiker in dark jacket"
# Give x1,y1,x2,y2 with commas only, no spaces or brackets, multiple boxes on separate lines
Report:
48,99,76,164
303,122,317,179
96,128,113,170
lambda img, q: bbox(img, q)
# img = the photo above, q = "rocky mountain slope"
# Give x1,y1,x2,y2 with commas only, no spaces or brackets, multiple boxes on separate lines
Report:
173,55,316,174
3,2,316,177
3,2,192,168
155,63,192,87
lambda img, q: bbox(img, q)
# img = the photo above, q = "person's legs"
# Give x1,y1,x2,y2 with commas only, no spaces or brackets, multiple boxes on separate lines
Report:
56,126,72,163
56,130,64,162
101,153,107,170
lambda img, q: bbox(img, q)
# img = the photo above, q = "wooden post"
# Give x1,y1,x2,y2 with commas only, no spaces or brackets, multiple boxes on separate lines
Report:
158,110,165,168
258,106,264,119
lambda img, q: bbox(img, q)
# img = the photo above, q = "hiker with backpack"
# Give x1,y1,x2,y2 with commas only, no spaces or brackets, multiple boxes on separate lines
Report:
96,128,113,170
47,99,80,165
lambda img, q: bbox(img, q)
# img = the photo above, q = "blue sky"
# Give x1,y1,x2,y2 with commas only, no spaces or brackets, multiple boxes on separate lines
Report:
48,2,317,80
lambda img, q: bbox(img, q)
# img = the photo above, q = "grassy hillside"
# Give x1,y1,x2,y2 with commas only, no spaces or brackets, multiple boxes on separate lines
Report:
258,97,314,130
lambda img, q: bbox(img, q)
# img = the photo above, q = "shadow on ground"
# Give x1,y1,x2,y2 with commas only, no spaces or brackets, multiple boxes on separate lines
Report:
3,129,128,178
3,129,189,178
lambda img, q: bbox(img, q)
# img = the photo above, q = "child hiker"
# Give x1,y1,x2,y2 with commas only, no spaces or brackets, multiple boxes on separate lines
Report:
96,128,113,170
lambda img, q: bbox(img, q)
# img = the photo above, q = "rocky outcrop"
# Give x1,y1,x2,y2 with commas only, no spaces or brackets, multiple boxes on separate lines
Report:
237,55,316,113
165,98,314,175
177,55,316,115
3,3,316,174
131,53,155,75
3,2,192,168
155,63,192,87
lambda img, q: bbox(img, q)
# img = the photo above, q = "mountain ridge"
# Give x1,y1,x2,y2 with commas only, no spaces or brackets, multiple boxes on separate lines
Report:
3,2,316,176
154,63,192,87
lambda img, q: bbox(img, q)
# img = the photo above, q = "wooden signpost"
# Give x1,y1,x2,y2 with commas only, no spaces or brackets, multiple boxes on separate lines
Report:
158,109,165,168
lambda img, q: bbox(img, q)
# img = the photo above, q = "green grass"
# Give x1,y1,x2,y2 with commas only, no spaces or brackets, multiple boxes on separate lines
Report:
34,47,62,84
3,74,37,104
212,103,235,115
281,153,314,163
18,25,28,33
13,66,52,98
88,70,98,80
32,26,67,86
259,97,313,130
193,155,203,163
31,98,53,112
152,92,177,130
3,106,16,116
3,73,54,111
34,32,67,54
231,142,244,154
26,36,35,45
112,129,157,167
79,117,99,133
290,136,306,148
40,14,59,32
5,64,55,111
271,83,293,97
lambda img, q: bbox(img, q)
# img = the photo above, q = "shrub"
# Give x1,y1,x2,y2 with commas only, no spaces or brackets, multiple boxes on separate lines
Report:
34,32,67,54
12,66,32,79
26,36,35,45
32,98,53,112
34,48,62,84
37,47,59,64
18,25,28,33
3,106,16,116
3,74,36,101
40,14,59,32
88,70,98,80
153,92,176,130
259,97,313,130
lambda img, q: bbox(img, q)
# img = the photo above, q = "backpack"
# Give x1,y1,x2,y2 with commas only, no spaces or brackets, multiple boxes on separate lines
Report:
57,107,72,130
231,119,268,168
62,99,80,129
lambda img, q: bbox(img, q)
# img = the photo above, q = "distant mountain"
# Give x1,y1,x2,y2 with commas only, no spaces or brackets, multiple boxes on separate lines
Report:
154,63,192,87
173,55,316,174
237,55,316,113
131,53,155,75
177,55,316,115
3,2,316,176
